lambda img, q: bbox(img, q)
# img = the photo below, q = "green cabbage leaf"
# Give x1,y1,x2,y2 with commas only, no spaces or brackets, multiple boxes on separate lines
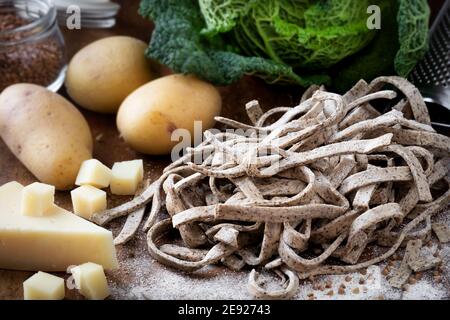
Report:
395,0,430,76
139,0,430,90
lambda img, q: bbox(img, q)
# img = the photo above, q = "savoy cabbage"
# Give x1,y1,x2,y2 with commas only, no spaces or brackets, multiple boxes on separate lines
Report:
139,0,429,90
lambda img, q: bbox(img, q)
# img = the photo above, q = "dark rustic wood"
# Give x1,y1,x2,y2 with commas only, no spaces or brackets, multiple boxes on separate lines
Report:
0,0,300,300
0,0,447,300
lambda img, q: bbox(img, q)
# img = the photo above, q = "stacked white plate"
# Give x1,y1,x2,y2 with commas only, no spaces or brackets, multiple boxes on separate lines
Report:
53,0,120,29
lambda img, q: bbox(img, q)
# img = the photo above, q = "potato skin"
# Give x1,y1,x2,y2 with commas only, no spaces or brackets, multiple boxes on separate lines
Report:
65,36,154,114
117,74,222,155
0,84,93,190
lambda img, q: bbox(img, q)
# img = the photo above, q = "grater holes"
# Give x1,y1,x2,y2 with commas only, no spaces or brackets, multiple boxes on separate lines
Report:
410,0,450,87
411,2,450,87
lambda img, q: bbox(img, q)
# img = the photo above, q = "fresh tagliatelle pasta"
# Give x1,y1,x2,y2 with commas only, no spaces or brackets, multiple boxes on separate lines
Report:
92,76,450,299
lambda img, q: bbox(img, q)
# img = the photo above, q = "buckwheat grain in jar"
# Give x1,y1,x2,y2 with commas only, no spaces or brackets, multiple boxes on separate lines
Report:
0,0,66,92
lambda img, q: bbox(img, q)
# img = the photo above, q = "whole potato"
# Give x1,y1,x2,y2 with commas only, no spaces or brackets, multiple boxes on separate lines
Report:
0,84,93,190
117,74,222,155
65,36,154,114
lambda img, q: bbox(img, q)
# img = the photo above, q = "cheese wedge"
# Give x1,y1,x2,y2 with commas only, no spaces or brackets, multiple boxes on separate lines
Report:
0,181,118,271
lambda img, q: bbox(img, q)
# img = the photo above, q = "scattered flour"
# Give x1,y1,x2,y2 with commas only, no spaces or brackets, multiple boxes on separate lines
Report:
106,209,450,300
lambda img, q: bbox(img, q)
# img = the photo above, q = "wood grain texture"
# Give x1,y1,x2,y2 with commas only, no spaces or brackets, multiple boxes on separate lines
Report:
0,0,448,300
0,0,300,299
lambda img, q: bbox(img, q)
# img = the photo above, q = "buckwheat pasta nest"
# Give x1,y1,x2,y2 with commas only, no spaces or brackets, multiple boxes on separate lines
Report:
93,76,450,299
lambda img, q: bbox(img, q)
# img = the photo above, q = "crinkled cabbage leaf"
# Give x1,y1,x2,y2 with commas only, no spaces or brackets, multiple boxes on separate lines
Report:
139,0,429,90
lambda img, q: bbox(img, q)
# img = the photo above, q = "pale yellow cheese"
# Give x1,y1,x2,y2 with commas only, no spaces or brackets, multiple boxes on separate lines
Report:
75,159,112,189
110,159,144,195
23,271,65,300
21,182,55,217
71,185,107,220
71,262,110,300
0,181,118,271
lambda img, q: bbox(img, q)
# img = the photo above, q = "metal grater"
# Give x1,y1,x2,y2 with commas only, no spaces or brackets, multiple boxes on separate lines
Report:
409,0,450,131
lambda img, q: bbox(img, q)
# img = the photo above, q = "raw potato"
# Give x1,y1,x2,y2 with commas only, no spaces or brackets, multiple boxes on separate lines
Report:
117,74,222,155
65,36,154,113
0,84,93,190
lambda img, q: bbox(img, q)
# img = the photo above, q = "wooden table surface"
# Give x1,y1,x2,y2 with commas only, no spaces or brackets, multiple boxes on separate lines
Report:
0,0,448,300
0,0,302,300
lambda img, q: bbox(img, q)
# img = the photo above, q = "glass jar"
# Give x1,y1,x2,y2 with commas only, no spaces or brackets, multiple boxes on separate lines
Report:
0,0,67,93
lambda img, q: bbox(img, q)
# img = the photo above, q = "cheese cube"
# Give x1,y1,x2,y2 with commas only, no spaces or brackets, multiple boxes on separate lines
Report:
71,262,110,300
21,182,55,217
75,159,112,189
110,160,144,195
23,271,65,300
71,185,107,220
